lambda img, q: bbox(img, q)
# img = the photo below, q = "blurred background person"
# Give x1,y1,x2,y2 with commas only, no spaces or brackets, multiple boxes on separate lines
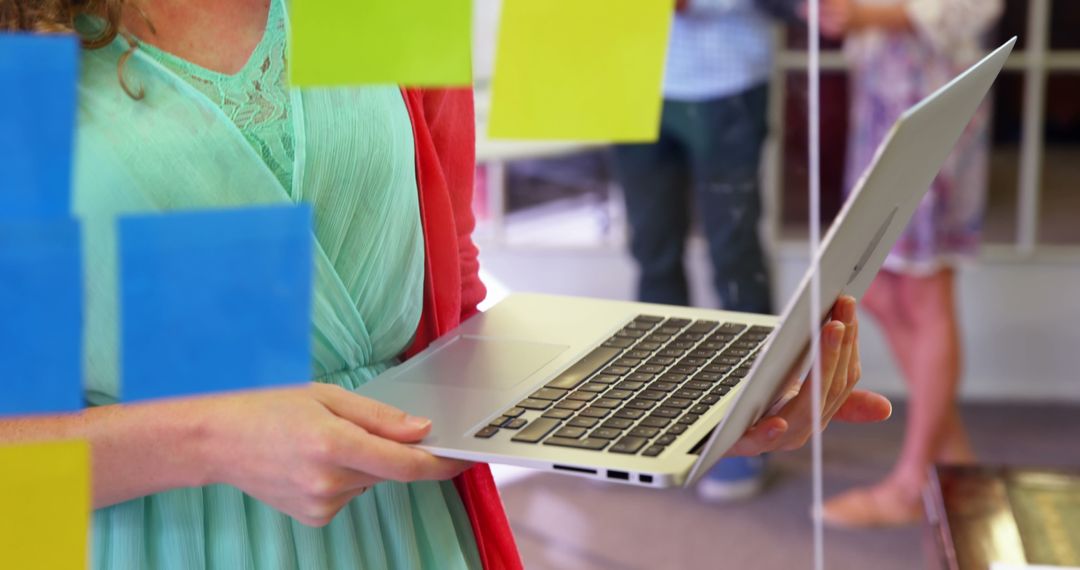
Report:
816,0,1004,527
612,0,776,501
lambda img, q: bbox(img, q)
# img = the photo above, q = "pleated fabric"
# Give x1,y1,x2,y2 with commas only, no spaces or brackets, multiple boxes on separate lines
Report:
72,11,483,570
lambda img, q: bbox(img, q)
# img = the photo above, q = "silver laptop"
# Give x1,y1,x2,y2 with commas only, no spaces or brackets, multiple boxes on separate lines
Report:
356,39,1015,488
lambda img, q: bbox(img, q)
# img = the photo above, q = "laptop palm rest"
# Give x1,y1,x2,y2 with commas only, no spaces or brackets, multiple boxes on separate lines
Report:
398,335,567,391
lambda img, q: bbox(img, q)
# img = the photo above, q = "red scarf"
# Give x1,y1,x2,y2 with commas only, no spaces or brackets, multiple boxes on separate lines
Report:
402,88,523,570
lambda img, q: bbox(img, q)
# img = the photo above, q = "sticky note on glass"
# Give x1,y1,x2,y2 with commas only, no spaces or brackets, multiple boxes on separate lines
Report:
290,0,472,87
0,440,90,569
0,34,79,219
119,205,313,402
488,0,674,141
0,220,83,416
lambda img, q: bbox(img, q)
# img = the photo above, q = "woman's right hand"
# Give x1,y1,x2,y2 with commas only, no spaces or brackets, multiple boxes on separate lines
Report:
190,383,470,527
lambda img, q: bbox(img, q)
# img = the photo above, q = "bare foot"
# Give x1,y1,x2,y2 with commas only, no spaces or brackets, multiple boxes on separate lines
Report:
821,480,924,529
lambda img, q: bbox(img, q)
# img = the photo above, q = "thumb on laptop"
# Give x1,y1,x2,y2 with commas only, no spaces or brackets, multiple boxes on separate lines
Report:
314,384,433,443
832,390,892,423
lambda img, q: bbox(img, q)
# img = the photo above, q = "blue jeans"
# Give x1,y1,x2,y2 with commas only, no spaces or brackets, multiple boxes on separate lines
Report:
613,84,773,314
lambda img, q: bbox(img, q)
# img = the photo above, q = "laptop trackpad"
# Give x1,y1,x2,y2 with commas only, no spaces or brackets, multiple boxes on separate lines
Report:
399,335,568,390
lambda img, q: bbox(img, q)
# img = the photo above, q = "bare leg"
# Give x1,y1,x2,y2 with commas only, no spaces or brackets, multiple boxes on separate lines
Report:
823,268,974,528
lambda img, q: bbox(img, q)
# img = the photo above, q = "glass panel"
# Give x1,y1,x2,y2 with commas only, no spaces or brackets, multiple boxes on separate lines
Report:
1039,74,1080,244
1000,0,1030,51
1050,0,1080,50
779,70,850,239
985,72,1025,244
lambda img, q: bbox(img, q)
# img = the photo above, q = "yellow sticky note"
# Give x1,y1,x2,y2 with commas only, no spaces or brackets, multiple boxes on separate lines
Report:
489,0,675,142
0,440,90,569
290,0,473,87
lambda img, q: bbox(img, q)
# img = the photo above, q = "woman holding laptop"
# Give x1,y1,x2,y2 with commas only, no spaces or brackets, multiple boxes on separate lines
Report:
0,0,890,567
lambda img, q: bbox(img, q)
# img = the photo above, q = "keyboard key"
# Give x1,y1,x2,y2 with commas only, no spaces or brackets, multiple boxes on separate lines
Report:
642,445,666,457
554,426,587,439
663,397,693,409
511,418,561,443
678,413,702,425
605,389,633,400
656,434,677,446
665,318,691,327
581,407,612,418
700,394,722,405
720,377,742,387
651,407,681,419
591,398,620,409
666,423,688,435
626,350,652,359
602,337,634,349
660,373,688,383
614,357,642,368
566,390,598,402
542,408,574,420
638,364,664,374
578,382,608,392
690,404,712,415
505,418,527,429
636,314,665,323
637,389,665,401
544,437,609,450
679,357,707,367
647,356,675,366
673,388,704,400
749,325,774,334
670,365,696,375
602,418,635,430
719,323,747,333
703,364,733,374
626,372,655,383
591,427,623,440
688,320,718,333
626,321,655,331
503,407,525,418
685,380,712,391
723,348,750,358
530,387,568,401
730,367,752,378
659,348,684,358
613,408,646,420
610,436,649,454
641,416,671,428
602,366,631,376
638,341,662,351
616,380,646,391
554,399,588,411
489,416,511,427
615,329,645,339
568,416,599,428
475,426,499,438
545,346,621,390
653,381,679,392
711,386,732,396
517,398,551,410
677,332,704,342
625,399,657,411
592,374,620,384
629,426,660,438
693,372,723,383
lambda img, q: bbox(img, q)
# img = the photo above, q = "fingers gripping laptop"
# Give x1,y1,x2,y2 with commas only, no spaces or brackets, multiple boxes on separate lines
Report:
355,40,1016,488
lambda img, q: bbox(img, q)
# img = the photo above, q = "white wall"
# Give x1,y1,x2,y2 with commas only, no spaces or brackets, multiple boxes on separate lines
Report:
479,240,1080,402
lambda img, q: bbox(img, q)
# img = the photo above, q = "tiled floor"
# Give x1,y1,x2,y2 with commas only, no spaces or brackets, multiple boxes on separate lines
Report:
495,402,1080,570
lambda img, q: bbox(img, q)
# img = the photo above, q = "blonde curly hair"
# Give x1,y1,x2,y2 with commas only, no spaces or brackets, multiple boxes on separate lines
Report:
1,0,123,47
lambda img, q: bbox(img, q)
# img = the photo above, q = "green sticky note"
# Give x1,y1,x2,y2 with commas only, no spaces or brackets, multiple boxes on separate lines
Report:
290,0,472,87
489,0,675,142
0,440,90,569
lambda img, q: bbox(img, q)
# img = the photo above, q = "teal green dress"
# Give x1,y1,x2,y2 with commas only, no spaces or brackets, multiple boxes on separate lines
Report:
73,1,483,568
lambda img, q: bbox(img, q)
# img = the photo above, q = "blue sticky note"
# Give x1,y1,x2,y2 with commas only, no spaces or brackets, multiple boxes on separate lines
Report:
0,220,83,416
0,34,79,219
119,205,313,402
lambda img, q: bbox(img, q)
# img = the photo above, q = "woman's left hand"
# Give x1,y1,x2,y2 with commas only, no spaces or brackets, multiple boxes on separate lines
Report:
727,295,892,457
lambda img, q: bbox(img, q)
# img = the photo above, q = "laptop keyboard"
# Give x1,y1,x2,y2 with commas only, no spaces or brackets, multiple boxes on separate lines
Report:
473,315,773,457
